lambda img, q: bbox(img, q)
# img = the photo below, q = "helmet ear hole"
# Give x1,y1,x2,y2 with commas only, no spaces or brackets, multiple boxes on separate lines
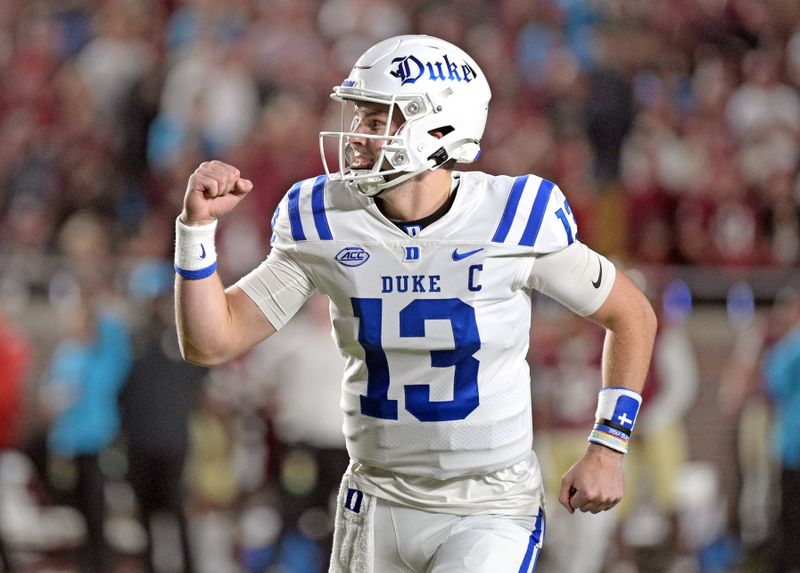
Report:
428,126,454,138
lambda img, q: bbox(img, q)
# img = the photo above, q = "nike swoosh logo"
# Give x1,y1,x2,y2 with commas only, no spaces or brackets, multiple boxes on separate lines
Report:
452,248,484,261
199,244,207,259
591,255,602,288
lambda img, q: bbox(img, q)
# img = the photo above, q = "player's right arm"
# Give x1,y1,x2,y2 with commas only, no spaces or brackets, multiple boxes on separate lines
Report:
175,160,276,366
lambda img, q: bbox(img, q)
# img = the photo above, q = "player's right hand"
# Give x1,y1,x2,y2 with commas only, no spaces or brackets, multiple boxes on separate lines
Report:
180,160,254,226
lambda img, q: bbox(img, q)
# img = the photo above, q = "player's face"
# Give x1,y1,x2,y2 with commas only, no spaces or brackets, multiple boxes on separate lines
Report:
347,102,403,170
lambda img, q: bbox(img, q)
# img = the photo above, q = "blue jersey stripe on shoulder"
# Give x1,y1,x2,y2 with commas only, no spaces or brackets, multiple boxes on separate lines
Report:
519,179,555,247
491,175,529,243
287,181,306,241
311,175,333,240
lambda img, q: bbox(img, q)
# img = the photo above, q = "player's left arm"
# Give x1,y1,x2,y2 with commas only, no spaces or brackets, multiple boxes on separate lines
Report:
524,182,657,513
558,268,657,514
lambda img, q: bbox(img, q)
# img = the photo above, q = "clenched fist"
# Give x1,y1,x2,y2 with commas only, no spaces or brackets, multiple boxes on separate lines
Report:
180,160,254,226
559,443,624,514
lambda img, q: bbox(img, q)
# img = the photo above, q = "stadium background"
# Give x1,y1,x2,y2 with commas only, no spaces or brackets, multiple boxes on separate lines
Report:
0,0,799,572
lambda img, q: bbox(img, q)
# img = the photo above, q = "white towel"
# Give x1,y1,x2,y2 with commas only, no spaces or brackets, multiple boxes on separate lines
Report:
329,477,376,573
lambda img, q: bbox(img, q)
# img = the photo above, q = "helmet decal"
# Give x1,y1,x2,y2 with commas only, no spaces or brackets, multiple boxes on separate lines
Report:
389,54,478,86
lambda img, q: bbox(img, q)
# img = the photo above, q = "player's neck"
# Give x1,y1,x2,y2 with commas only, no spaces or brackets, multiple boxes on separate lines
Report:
376,169,453,222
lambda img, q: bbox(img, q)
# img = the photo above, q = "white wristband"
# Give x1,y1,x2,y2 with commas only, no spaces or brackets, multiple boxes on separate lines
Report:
588,387,642,454
174,217,218,279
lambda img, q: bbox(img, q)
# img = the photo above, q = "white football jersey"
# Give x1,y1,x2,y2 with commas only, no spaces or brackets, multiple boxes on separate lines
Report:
237,171,611,488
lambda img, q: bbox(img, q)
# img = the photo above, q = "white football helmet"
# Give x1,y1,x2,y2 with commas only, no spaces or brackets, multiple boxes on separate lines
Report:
320,35,492,196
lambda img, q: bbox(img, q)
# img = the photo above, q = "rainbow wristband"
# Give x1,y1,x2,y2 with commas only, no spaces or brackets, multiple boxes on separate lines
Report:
587,387,642,454
174,217,218,280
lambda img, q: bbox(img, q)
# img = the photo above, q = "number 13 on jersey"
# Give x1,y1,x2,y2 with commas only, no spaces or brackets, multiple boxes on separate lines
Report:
352,297,481,422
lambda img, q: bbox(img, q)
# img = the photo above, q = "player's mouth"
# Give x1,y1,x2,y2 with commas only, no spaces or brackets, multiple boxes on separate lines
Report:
350,152,374,170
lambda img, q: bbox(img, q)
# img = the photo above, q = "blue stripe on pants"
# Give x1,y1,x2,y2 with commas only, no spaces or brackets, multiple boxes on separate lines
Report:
518,509,545,573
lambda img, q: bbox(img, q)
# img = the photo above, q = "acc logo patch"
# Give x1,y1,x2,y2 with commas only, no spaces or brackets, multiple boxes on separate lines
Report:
335,246,370,267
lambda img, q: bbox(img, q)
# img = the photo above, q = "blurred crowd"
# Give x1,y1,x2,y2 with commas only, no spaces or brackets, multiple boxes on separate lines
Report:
2,0,800,272
0,0,799,572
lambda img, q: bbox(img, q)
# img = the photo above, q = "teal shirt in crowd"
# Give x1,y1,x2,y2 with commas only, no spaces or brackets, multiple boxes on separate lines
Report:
763,326,800,469
47,310,132,456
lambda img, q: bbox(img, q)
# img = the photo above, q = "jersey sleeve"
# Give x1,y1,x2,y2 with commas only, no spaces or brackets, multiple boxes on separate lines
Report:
525,241,616,316
520,180,616,315
234,192,316,330
530,183,579,255
488,175,578,254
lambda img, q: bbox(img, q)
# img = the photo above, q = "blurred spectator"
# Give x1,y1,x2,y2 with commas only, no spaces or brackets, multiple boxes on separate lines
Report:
234,293,348,572
75,0,160,131
120,260,205,573
533,278,700,573
760,170,800,267
317,0,410,46
247,0,334,98
0,311,32,572
530,300,616,573
185,390,240,573
0,311,32,457
761,288,800,573
616,279,699,569
228,92,326,225
0,1,798,570
726,47,800,142
719,282,776,554
0,0,797,273
40,290,132,573
549,131,602,246
585,55,635,186
149,1,259,172
56,210,116,286
788,24,800,88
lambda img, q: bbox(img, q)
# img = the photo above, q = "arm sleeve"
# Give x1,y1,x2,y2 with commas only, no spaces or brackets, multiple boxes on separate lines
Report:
233,190,317,330
525,241,616,317
235,246,315,330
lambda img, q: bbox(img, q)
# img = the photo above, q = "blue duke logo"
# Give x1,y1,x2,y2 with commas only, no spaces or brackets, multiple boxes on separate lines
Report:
390,54,477,86
336,246,370,267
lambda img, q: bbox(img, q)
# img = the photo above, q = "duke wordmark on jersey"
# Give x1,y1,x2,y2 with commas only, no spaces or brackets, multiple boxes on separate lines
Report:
380,266,483,293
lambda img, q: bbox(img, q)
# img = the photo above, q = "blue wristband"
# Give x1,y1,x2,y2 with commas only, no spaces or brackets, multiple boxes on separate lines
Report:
587,388,643,454
174,217,218,280
175,261,218,280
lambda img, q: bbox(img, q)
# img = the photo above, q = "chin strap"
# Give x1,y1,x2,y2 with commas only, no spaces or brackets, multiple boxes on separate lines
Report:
352,161,435,197
349,137,479,196
426,137,476,167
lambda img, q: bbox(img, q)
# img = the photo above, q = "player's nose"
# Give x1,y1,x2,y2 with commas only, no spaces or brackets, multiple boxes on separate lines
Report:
347,123,369,145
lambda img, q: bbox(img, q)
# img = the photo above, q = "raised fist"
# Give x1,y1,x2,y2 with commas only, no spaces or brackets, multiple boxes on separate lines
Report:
180,160,254,226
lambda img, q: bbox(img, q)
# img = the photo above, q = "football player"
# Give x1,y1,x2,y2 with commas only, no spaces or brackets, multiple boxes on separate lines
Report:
174,35,657,572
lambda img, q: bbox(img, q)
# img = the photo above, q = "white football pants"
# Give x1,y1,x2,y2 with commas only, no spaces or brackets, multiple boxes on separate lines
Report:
331,485,545,573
